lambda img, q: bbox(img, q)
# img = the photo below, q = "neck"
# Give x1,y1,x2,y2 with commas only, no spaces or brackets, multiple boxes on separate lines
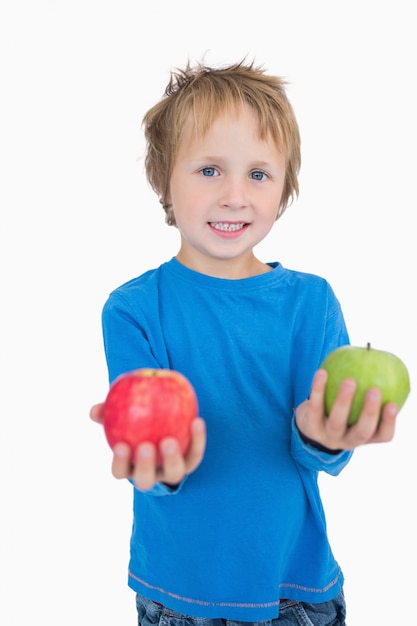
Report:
175,251,272,279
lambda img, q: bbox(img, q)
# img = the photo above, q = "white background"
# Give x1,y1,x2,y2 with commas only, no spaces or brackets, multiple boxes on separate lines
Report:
1,1,415,624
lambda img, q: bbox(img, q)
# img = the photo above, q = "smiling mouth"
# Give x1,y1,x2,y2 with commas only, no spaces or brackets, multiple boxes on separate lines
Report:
209,222,248,232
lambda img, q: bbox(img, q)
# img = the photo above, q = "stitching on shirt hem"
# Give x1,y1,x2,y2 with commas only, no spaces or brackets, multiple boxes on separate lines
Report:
279,570,342,593
129,571,280,608
129,569,341,608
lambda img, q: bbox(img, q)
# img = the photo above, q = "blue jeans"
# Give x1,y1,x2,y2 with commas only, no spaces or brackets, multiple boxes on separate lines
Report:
136,590,347,626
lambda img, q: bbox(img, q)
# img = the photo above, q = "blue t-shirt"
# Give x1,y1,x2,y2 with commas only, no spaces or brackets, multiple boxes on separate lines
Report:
101,258,352,621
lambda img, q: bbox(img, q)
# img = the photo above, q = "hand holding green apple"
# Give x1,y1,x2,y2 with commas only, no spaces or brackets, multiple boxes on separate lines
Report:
320,343,410,425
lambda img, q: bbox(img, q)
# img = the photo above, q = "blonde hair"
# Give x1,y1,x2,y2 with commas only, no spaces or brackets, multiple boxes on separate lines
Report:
143,60,301,226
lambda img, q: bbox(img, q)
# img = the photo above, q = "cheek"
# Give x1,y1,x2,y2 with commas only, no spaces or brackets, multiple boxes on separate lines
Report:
260,201,281,223
172,185,205,212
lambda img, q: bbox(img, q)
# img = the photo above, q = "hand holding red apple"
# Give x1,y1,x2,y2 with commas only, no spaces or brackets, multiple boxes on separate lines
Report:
110,416,206,492
90,368,206,491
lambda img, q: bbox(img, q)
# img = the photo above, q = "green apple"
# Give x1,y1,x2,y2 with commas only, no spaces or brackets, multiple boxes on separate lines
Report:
320,343,410,425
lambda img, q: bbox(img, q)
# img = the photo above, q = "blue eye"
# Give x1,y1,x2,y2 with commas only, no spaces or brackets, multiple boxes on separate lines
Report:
200,167,218,177
250,170,267,181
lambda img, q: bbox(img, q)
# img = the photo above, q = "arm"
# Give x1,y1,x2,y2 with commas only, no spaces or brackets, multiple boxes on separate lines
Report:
92,290,206,493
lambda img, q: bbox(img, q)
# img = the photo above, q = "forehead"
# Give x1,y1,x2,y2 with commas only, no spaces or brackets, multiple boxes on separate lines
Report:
180,102,281,149
174,105,286,171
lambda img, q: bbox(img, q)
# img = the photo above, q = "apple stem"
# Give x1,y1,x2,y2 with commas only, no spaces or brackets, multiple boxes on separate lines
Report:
367,342,371,350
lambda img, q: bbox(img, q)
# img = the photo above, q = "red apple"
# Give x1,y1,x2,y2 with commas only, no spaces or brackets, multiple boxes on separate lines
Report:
102,368,199,464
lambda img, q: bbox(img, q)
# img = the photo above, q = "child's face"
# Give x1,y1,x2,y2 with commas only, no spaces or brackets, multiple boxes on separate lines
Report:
167,104,286,278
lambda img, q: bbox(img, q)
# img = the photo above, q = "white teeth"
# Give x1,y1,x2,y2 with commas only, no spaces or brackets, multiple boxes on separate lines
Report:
210,222,246,232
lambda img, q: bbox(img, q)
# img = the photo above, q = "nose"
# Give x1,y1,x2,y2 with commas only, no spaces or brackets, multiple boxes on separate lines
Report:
219,175,249,210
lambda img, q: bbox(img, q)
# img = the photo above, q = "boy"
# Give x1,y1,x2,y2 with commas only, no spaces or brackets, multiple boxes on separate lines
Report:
90,60,397,625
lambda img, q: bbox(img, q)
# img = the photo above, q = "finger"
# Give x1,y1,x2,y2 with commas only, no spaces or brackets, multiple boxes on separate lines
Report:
89,403,104,423
326,379,357,437
111,442,133,479
368,402,397,443
304,369,328,433
131,443,158,491
185,417,206,473
347,388,382,444
309,369,327,408
294,370,328,441
158,438,187,486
